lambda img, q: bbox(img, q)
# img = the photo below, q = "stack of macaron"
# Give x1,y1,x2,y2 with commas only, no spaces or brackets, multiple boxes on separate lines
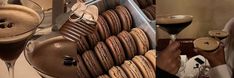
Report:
133,0,156,20
96,50,156,78
133,0,155,9
142,5,156,20
55,4,155,78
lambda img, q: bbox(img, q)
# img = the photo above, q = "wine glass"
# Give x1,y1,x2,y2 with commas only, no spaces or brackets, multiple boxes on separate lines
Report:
0,0,43,78
24,33,84,78
156,15,193,41
156,15,193,76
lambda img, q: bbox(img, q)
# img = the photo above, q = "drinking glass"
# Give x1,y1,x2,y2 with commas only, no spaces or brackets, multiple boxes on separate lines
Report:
156,15,193,76
156,15,193,41
0,0,43,78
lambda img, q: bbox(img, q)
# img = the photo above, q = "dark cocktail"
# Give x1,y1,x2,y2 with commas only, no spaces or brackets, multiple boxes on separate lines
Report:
0,1,43,78
156,15,193,41
208,30,229,40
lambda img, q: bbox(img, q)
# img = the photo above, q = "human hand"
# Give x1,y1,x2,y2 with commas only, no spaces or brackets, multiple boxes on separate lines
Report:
157,41,181,74
194,43,226,67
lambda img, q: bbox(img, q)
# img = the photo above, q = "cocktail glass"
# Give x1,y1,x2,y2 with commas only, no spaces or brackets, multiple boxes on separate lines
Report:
156,15,193,41
156,15,193,76
0,0,43,78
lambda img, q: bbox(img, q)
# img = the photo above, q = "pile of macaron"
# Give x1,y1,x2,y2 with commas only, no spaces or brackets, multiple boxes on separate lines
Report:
97,50,156,78
62,5,156,78
134,0,156,20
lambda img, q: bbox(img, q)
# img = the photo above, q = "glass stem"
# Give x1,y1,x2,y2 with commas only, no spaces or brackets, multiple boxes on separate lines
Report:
5,60,16,78
170,34,176,41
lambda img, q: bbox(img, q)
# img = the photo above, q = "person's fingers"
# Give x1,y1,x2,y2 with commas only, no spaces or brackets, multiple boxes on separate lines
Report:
173,49,182,57
165,41,180,53
176,55,181,62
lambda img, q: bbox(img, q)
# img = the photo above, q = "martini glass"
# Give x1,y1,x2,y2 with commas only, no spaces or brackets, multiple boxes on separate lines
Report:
156,15,193,41
156,15,193,76
208,30,229,40
0,0,43,78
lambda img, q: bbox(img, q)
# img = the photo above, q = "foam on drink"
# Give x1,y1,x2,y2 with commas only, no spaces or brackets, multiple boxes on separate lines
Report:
0,4,41,61
0,4,41,43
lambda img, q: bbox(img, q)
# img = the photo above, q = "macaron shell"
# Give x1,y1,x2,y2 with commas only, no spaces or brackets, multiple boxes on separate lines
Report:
136,0,148,8
115,5,132,31
144,50,156,71
121,60,143,78
193,37,220,52
117,31,137,59
97,15,111,40
145,5,156,19
102,10,122,35
106,36,126,65
86,31,101,47
75,36,90,54
109,66,128,78
94,42,115,71
76,55,91,78
142,9,154,20
97,74,111,78
132,55,155,78
130,28,149,55
82,50,104,77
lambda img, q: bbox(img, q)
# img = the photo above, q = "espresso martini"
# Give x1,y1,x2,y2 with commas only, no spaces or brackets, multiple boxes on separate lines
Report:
208,30,229,40
0,4,41,61
156,15,193,35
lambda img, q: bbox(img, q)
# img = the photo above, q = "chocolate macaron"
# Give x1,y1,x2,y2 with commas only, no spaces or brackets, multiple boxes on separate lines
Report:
106,36,126,65
82,50,104,77
97,15,111,40
94,42,115,71
121,60,143,78
145,5,156,19
117,31,137,59
75,36,90,54
142,9,154,20
102,10,122,35
115,5,132,31
136,0,149,8
109,66,128,78
75,54,91,78
144,50,156,71
97,74,111,78
132,55,155,78
86,31,101,48
130,28,149,55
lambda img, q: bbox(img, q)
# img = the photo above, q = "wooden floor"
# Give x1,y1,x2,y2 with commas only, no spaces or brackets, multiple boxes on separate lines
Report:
156,0,234,39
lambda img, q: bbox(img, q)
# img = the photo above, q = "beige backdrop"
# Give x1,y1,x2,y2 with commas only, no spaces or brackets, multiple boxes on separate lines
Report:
156,0,234,39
